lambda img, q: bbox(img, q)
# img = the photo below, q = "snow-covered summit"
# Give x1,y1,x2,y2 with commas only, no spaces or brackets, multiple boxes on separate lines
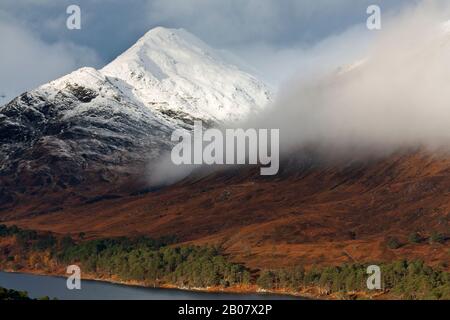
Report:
101,27,272,124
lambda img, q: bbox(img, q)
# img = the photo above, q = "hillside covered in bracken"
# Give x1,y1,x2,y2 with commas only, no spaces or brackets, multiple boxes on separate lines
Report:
2,150,448,272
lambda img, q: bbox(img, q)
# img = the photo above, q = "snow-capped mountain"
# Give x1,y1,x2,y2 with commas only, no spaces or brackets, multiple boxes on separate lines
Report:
101,27,272,126
0,27,272,207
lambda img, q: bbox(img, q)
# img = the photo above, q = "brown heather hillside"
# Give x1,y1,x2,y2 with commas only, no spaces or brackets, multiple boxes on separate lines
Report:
1,150,449,270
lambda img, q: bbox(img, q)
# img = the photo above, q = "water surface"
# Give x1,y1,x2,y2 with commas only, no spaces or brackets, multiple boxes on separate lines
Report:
0,271,301,300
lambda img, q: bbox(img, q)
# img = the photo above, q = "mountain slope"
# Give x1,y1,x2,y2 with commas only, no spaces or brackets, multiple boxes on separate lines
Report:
4,150,449,270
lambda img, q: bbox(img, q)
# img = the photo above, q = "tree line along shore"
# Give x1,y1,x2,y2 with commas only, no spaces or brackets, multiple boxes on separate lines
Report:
0,224,449,300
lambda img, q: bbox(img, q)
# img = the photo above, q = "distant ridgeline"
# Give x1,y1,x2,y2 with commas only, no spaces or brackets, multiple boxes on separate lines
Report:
0,224,449,300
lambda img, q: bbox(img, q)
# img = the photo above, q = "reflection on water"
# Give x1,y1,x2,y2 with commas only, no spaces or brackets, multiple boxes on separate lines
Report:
0,271,301,300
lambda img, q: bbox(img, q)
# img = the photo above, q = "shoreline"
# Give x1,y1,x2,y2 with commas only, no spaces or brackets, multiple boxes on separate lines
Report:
0,269,318,299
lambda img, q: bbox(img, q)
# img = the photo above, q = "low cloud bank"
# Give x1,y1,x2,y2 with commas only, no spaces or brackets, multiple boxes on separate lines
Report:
147,152,197,187
149,1,450,186
0,16,100,103
247,1,450,160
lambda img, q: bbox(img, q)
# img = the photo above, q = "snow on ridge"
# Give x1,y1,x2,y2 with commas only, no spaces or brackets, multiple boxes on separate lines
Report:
42,67,105,91
21,26,272,133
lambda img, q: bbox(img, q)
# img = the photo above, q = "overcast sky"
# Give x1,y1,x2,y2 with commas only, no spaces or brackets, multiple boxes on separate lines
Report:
0,0,421,101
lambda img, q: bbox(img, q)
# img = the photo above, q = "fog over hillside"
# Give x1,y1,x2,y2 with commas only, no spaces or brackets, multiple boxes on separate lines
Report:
247,2,450,160
150,1,450,185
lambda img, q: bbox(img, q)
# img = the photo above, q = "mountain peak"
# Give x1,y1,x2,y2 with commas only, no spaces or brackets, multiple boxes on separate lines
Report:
140,26,190,39
101,27,272,124
144,26,179,35
125,26,215,66
137,26,192,46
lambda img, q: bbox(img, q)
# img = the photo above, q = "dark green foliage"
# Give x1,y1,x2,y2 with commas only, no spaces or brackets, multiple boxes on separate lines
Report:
263,260,449,299
408,232,422,244
383,260,450,299
256,270,276,289
15,230,37,248
0,287,31,300
0,224,55,251
0,224,8,236
60,235,75,250
429,232,446,244
0,224,20,237
1,225,248,289
56,238,249,288
0,286,54,300
387,237,402,249
32,234,56,251
258,266,305,290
